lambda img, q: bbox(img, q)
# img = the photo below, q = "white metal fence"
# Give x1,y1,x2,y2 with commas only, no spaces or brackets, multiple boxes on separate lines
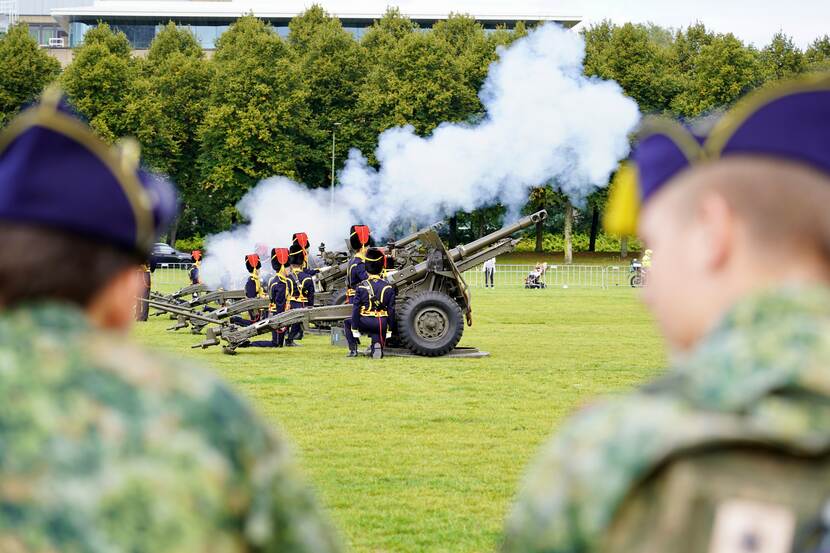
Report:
462,264,641,289
152,263,194,287
152,263,644,290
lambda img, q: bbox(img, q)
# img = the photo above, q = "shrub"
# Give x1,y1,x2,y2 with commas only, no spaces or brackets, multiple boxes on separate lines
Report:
175,235,204,252
515,232,642,253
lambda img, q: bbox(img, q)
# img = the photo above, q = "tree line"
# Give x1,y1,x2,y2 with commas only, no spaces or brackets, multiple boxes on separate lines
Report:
2,7,829,253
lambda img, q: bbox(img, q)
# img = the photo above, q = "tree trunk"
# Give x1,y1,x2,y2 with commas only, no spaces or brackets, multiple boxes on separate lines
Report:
620,236,629,259
449,215,459,248
564,201,573,264
167,217,179,247
589,207,599,252
478,212,485,239
535,220,543,252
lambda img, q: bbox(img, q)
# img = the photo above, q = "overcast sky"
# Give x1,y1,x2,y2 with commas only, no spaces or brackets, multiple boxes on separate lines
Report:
566,0,830,49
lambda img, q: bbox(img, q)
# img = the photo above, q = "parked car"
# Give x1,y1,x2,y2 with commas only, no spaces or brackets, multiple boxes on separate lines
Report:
151,243,193,266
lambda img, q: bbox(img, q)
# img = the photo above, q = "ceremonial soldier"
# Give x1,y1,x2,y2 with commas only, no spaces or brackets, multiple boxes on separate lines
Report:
292,231,320,273
286,245,315,346
503,75,830,553
246,247,290,348
345,225,371,303
345,247,396,359
0,93,340,552
230,253,267,326
189,249,202,284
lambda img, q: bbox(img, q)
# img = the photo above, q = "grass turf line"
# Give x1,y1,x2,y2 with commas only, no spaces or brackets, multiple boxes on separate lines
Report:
134,278,665,552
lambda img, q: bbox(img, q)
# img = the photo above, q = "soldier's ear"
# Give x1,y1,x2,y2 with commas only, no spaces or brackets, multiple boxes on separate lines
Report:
694,191,735,273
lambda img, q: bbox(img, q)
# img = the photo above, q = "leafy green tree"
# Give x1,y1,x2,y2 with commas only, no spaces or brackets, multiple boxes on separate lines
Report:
358,21,480,138
144,23,212,241
361,7,418,56
197,16,312,233
666,23,714,116
432,14,492,98
146,21,203,63
583,22,674,113
670,32,761,117
62,23,176,174
288,5,367,189
760,32,806,82
806,35,830,71
486,22,526,50
0,24,61,125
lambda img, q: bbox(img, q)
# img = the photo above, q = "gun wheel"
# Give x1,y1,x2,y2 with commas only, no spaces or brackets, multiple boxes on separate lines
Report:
397,291,464,357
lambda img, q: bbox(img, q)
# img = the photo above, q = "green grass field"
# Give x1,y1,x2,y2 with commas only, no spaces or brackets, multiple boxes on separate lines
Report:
134,278,666,552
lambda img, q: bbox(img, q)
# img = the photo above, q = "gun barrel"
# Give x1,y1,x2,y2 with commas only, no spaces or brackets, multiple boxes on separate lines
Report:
391,222,442,249
451,209,547,260
143,298,219,325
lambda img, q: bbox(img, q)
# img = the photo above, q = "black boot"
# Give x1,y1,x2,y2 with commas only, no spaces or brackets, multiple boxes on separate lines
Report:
347,349,358,358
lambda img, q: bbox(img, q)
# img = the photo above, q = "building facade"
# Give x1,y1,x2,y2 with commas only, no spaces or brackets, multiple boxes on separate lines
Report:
12,0,581,64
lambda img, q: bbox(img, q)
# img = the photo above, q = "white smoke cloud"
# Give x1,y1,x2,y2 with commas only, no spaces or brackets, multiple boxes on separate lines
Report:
200,23,640,289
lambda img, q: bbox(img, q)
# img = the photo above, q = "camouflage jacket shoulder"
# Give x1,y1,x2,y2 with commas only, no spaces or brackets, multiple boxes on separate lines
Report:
0,303,342,553
503,286,830,553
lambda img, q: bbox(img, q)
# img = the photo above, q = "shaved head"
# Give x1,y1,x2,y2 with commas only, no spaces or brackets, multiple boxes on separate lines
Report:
639,157,830,353
675,156,830,264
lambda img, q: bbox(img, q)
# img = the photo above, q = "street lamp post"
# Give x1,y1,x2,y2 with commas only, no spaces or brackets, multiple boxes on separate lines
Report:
330,123,341,213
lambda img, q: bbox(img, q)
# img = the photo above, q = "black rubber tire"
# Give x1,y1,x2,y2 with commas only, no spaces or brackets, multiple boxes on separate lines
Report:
330,289,348,306
630,274,643,288
397,291,464,357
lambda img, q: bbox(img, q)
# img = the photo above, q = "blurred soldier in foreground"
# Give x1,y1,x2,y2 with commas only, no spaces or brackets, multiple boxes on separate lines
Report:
345,248,396,359
504,75,830,553
0,94,341,552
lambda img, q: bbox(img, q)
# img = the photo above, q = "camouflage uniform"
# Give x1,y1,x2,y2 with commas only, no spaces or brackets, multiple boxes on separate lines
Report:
503,286,830,553
0,303,342,553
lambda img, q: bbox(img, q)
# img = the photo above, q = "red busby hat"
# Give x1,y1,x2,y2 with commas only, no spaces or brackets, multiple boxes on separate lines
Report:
245,253,261,273
349,224,371,251
271,247,289,271
292,232,309,250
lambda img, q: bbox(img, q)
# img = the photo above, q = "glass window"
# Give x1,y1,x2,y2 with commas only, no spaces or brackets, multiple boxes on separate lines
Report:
69,22,90,48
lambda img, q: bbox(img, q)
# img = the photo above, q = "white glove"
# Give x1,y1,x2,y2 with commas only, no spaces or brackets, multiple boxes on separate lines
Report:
351,329,361,338
386,330,392,339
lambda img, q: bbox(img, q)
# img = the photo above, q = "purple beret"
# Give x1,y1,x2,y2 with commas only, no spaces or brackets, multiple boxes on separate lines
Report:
632,121,705,202
0,92,178,256
706,79,830,176
605,74,830,235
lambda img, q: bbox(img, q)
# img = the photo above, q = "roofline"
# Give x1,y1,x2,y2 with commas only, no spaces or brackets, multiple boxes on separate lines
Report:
51,5,581,25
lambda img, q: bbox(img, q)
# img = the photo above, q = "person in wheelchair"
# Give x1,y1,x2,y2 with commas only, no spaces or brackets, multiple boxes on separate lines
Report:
503,77,830,553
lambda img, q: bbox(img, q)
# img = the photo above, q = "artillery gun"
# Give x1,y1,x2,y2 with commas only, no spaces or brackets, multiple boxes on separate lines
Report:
314,222,442,306
149,282,207,308
197,210,547,356
145,296,269,332
147,288,248,328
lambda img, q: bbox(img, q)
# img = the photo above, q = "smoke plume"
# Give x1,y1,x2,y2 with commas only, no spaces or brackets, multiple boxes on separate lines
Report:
200,23,640,289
